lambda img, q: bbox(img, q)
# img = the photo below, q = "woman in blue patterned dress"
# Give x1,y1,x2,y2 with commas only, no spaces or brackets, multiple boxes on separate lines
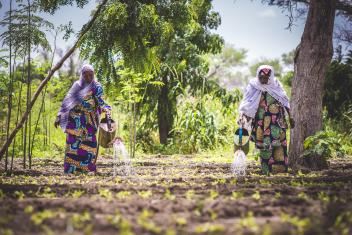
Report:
54,64,111,174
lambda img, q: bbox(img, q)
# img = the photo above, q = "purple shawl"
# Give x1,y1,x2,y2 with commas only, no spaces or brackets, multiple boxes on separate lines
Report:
58,64,97,131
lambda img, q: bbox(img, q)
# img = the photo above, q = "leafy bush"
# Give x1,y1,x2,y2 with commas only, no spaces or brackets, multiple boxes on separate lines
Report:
301,130,346,160
342,104,352,137
299,130,346,169
281,70,294,87
171,100,220,153
323,57,352,119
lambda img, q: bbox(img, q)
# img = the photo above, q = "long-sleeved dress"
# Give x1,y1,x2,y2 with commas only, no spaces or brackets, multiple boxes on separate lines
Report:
63,83,110,173
251,91,289,175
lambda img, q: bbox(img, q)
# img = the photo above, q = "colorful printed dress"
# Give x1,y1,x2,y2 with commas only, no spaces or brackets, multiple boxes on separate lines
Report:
64,83,110,174
251,91,288,175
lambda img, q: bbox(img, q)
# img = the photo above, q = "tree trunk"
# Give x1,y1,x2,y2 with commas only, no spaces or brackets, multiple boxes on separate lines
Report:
4,0,13,171
31,87,47,157
27,0,32,169
289,0,336,169
11,76,23,172
157,77,174,144
31,32,56,157
132,102,137,158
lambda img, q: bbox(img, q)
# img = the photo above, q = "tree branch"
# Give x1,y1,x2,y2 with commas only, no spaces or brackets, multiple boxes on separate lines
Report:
262,0,352,16
336,0,352,16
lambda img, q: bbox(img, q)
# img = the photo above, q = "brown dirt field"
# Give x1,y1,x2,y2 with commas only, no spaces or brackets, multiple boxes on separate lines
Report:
0,155,351,235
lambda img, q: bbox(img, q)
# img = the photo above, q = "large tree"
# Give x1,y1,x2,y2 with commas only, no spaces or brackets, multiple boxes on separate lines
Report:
260,0,352,168
79,0,223,144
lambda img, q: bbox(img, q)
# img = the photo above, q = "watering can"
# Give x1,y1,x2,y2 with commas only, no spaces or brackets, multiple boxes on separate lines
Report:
98,112,116,148
234,127,250,155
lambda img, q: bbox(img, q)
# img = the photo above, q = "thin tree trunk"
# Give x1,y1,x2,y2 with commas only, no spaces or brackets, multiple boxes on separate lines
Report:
132,102,137,158
289,0,336,169
129,102,133,157
43,100,47,147
30,87,46,157
9,53,21,172
48,98,51,146
27,0,32,169
0,0,108,159
11,77,24,172
31,30,57,157
4,0,13,171
157,77,174,144
15,58,26,171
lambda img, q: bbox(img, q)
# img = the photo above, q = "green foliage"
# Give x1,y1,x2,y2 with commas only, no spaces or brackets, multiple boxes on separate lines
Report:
106,210,134,235
236,211,258,233
281,70,294,87
280,213,311,235
194,223,225,234
138,190,152,199
333,211,352,235
70,190,85,198
37,186,56,198
171,99,219,153
24,205,34,214
250,58,283,77
231,191,244,200
70,211,91,229
98,188,114,201
115,190,132,199
106,63,163,104
31,209,57,225
36,0,89,14
342,104,352,137
301,130,346,159
0,228,13,235
208,190,218,200
79,0,224,147
14,190,25,200
137,209,162,234
251,191,261,201
281,49,295,66
323,54,352,119
164,189,176,200
0,3,54,56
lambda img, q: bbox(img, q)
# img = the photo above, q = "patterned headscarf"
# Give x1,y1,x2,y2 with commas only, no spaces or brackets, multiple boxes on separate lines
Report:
58,64,97,131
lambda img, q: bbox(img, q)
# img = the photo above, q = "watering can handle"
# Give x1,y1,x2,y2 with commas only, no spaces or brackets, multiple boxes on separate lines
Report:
106,111,112,131
239,128,243,146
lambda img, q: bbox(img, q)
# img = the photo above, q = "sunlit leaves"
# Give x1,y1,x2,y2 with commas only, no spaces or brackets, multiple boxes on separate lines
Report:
0,3,54,56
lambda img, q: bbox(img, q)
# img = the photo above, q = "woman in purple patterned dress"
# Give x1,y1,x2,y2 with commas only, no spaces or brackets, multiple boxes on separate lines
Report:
54,64,111,174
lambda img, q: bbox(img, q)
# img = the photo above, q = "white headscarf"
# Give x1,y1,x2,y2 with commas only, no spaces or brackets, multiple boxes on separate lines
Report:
58,64,97,131
238,65,290,119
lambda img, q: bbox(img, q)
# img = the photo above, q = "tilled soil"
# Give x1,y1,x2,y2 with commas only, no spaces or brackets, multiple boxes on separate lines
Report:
0,155,351,235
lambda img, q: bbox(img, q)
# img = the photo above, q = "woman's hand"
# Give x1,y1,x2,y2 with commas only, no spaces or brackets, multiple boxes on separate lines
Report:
102,106,111,113
54,115,61,128
237,113,251,126
108,136,123,147
285,107,295,129
289,117,295,129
